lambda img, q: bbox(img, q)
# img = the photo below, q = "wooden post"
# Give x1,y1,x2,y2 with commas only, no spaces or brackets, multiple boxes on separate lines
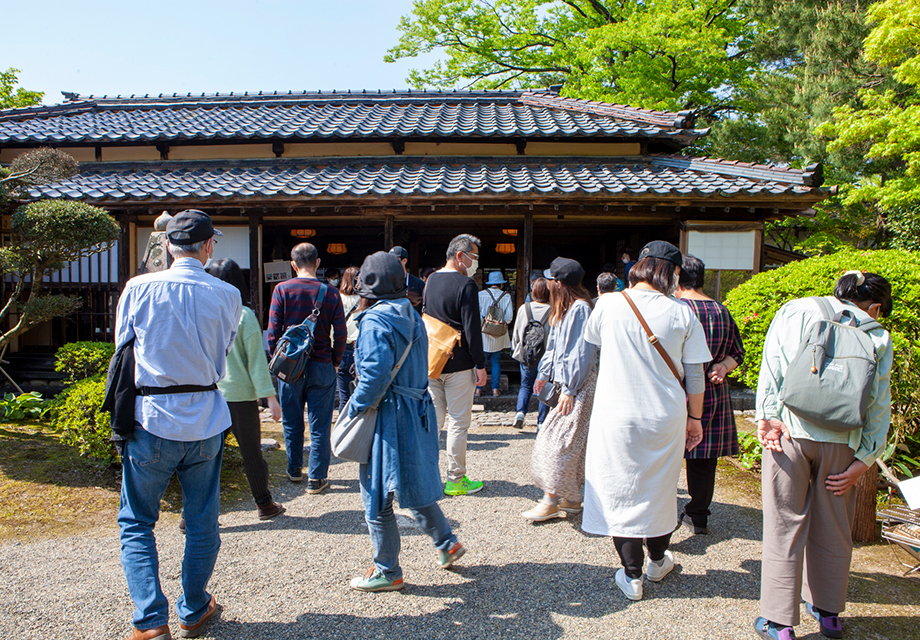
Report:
384,215,394,251
852,463,879,543
118,212,131,288
249,214,261,323
518,213,534,309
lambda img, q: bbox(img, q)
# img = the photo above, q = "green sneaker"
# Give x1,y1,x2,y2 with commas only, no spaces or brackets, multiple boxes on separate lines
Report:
350,567,405,592
438,542,467,569
444,476,484,496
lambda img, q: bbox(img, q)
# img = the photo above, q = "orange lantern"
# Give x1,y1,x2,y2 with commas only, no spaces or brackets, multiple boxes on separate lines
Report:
502,229,519,237
290,228,316,239
327,243,347,255
495,243,516,254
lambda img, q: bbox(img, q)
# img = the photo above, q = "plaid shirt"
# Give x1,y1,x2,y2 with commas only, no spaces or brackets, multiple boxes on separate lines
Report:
681,298,745,459
267,277,346,366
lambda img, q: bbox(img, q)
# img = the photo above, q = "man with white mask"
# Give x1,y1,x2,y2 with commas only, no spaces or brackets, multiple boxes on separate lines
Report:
424,234,487,496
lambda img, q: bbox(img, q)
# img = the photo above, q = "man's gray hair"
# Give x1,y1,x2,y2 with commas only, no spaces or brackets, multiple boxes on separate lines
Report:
292,243,319,269
446,234,481,262
596,272,618,294
168,239,207,258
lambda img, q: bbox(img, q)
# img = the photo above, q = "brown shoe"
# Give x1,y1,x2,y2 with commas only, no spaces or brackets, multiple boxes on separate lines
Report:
124,625,171,640
257,501,286,520
558,499,583,513
179,596,219,638
492,389,501,397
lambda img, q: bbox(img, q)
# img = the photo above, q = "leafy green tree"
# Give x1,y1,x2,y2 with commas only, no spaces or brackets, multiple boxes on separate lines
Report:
0,68,42,109
0,149,119,354
820,0,920,217
386,0,758,116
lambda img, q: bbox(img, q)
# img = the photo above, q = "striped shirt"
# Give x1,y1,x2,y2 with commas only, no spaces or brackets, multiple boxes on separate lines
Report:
267,277,346,366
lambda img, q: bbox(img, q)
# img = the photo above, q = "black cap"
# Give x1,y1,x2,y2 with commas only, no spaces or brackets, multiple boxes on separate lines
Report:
356,252,408,300
638,240,682,267
166,210,222,246
543,257,585,287
389,246,409,261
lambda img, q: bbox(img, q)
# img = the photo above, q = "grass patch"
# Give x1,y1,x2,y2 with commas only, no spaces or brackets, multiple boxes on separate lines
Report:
0,420,275,543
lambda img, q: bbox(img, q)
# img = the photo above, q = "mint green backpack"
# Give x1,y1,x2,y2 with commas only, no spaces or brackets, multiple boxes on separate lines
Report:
780,297,881,432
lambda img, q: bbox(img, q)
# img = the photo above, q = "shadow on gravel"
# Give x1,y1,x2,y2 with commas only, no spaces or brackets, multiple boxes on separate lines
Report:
669,502,762,556
212,561,623,640
847,570,920,604
218,510,463,538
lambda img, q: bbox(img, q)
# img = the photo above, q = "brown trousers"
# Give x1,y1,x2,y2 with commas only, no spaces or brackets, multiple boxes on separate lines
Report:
760,437,857,626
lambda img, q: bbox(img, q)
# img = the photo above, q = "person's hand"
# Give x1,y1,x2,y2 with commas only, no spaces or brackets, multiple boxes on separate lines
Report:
534,379,546,394
557,393,575,416
757,418,790,452
708,362,728,385
686,418,703,451
826,459,869,496
267,396,282,423
475,368,487,388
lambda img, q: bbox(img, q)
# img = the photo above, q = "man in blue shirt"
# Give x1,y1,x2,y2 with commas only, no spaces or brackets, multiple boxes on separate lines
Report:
115,210,241,640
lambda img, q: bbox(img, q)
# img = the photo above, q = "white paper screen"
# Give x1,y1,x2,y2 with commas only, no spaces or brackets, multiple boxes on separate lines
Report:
137,226,251,269
686,231,757,271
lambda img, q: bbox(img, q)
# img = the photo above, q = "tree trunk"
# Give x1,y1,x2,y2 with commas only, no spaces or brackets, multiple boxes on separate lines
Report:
852,463,879,543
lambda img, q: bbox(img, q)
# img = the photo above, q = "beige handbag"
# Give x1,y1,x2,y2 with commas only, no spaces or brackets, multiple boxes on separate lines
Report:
422,313,461,379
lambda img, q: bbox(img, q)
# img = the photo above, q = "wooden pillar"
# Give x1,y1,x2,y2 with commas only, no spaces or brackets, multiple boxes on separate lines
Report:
517,213,534,309
753,227,763,274
117,212,131,288
249,214,262,323
852,463,879,542
384,215,394,251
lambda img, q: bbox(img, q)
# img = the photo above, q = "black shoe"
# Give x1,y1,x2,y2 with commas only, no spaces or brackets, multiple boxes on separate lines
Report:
307,478,329,494
679,511,709,535
287,468,303,483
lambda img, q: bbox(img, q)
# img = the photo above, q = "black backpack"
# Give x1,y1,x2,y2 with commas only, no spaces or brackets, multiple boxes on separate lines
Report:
269,284,328,383
519,302,547,367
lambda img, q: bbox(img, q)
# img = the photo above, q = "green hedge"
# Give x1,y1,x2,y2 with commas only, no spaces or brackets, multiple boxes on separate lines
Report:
54,341,115,383
724,249,920,438
52,375,115,463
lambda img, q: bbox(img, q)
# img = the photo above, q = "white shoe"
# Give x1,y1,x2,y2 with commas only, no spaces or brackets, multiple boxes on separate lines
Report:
645,550,674,582
613,568,643,600
513,412,525,429
522,500,562,522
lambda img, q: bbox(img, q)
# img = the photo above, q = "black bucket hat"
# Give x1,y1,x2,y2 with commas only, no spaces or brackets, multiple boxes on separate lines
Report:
356,251,408,300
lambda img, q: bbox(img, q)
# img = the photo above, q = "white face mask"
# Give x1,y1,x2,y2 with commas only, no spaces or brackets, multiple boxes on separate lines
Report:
464,253,479,278
329,278,341,287
622,256,629,264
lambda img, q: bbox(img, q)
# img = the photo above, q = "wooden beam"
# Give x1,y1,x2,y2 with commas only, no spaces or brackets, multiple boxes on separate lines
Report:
519,213,534,309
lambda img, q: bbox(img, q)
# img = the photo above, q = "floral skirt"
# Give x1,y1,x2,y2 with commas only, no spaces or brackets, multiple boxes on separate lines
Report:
530,371,597,503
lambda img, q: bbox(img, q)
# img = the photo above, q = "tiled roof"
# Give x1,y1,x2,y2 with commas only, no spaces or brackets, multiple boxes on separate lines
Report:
0,90,704,145
26,156,823,203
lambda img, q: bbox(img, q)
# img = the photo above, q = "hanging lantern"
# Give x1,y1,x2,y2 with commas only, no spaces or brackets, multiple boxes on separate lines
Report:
327,243,347,255
495,243,516,254
502,228,519,237
290,228,316,239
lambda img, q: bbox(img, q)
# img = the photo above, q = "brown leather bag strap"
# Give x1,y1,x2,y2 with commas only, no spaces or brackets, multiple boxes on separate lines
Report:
621,290,684,387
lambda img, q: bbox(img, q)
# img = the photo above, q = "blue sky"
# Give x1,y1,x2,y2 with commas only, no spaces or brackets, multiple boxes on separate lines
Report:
5,0,440,105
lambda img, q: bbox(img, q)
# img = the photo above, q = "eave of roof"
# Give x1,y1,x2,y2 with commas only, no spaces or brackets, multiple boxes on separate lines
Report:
24,155,827,205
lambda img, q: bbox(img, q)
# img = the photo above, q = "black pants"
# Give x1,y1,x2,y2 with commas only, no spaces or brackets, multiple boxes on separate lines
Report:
613,533,672,579
228,400,272,506
684,457,719,527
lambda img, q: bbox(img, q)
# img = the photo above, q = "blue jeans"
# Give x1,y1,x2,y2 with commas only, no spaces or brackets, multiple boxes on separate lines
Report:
517,362,550,424
118,427,223,630
336,344,356,409
478,351,503,391
360,485,457,581
279,359,336,479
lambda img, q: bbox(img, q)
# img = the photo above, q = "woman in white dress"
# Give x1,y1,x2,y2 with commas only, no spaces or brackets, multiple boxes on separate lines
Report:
582,241,711,601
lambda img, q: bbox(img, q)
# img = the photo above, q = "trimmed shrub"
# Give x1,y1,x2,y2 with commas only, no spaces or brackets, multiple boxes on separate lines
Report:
55,341,115,382
724,249,920,439
52,375,115,463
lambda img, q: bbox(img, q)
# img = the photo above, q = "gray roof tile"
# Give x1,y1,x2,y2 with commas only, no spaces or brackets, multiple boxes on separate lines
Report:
0,90,704,145
24,156,822,203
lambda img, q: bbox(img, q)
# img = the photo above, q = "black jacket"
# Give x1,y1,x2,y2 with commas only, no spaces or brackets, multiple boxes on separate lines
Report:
102,337,136,444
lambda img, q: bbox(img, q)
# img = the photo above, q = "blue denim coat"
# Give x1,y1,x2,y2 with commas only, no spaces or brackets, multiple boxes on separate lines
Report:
351,299,442,519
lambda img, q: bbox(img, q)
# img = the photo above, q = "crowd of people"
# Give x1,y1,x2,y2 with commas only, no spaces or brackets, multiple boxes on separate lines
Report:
115,210,894,640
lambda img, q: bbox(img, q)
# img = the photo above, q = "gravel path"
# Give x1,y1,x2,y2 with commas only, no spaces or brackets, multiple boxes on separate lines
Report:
2,409,918,640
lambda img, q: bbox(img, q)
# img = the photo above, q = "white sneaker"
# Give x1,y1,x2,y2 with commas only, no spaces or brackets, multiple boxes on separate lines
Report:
513,412,525,429
613,568,643,600
645,550,674,582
